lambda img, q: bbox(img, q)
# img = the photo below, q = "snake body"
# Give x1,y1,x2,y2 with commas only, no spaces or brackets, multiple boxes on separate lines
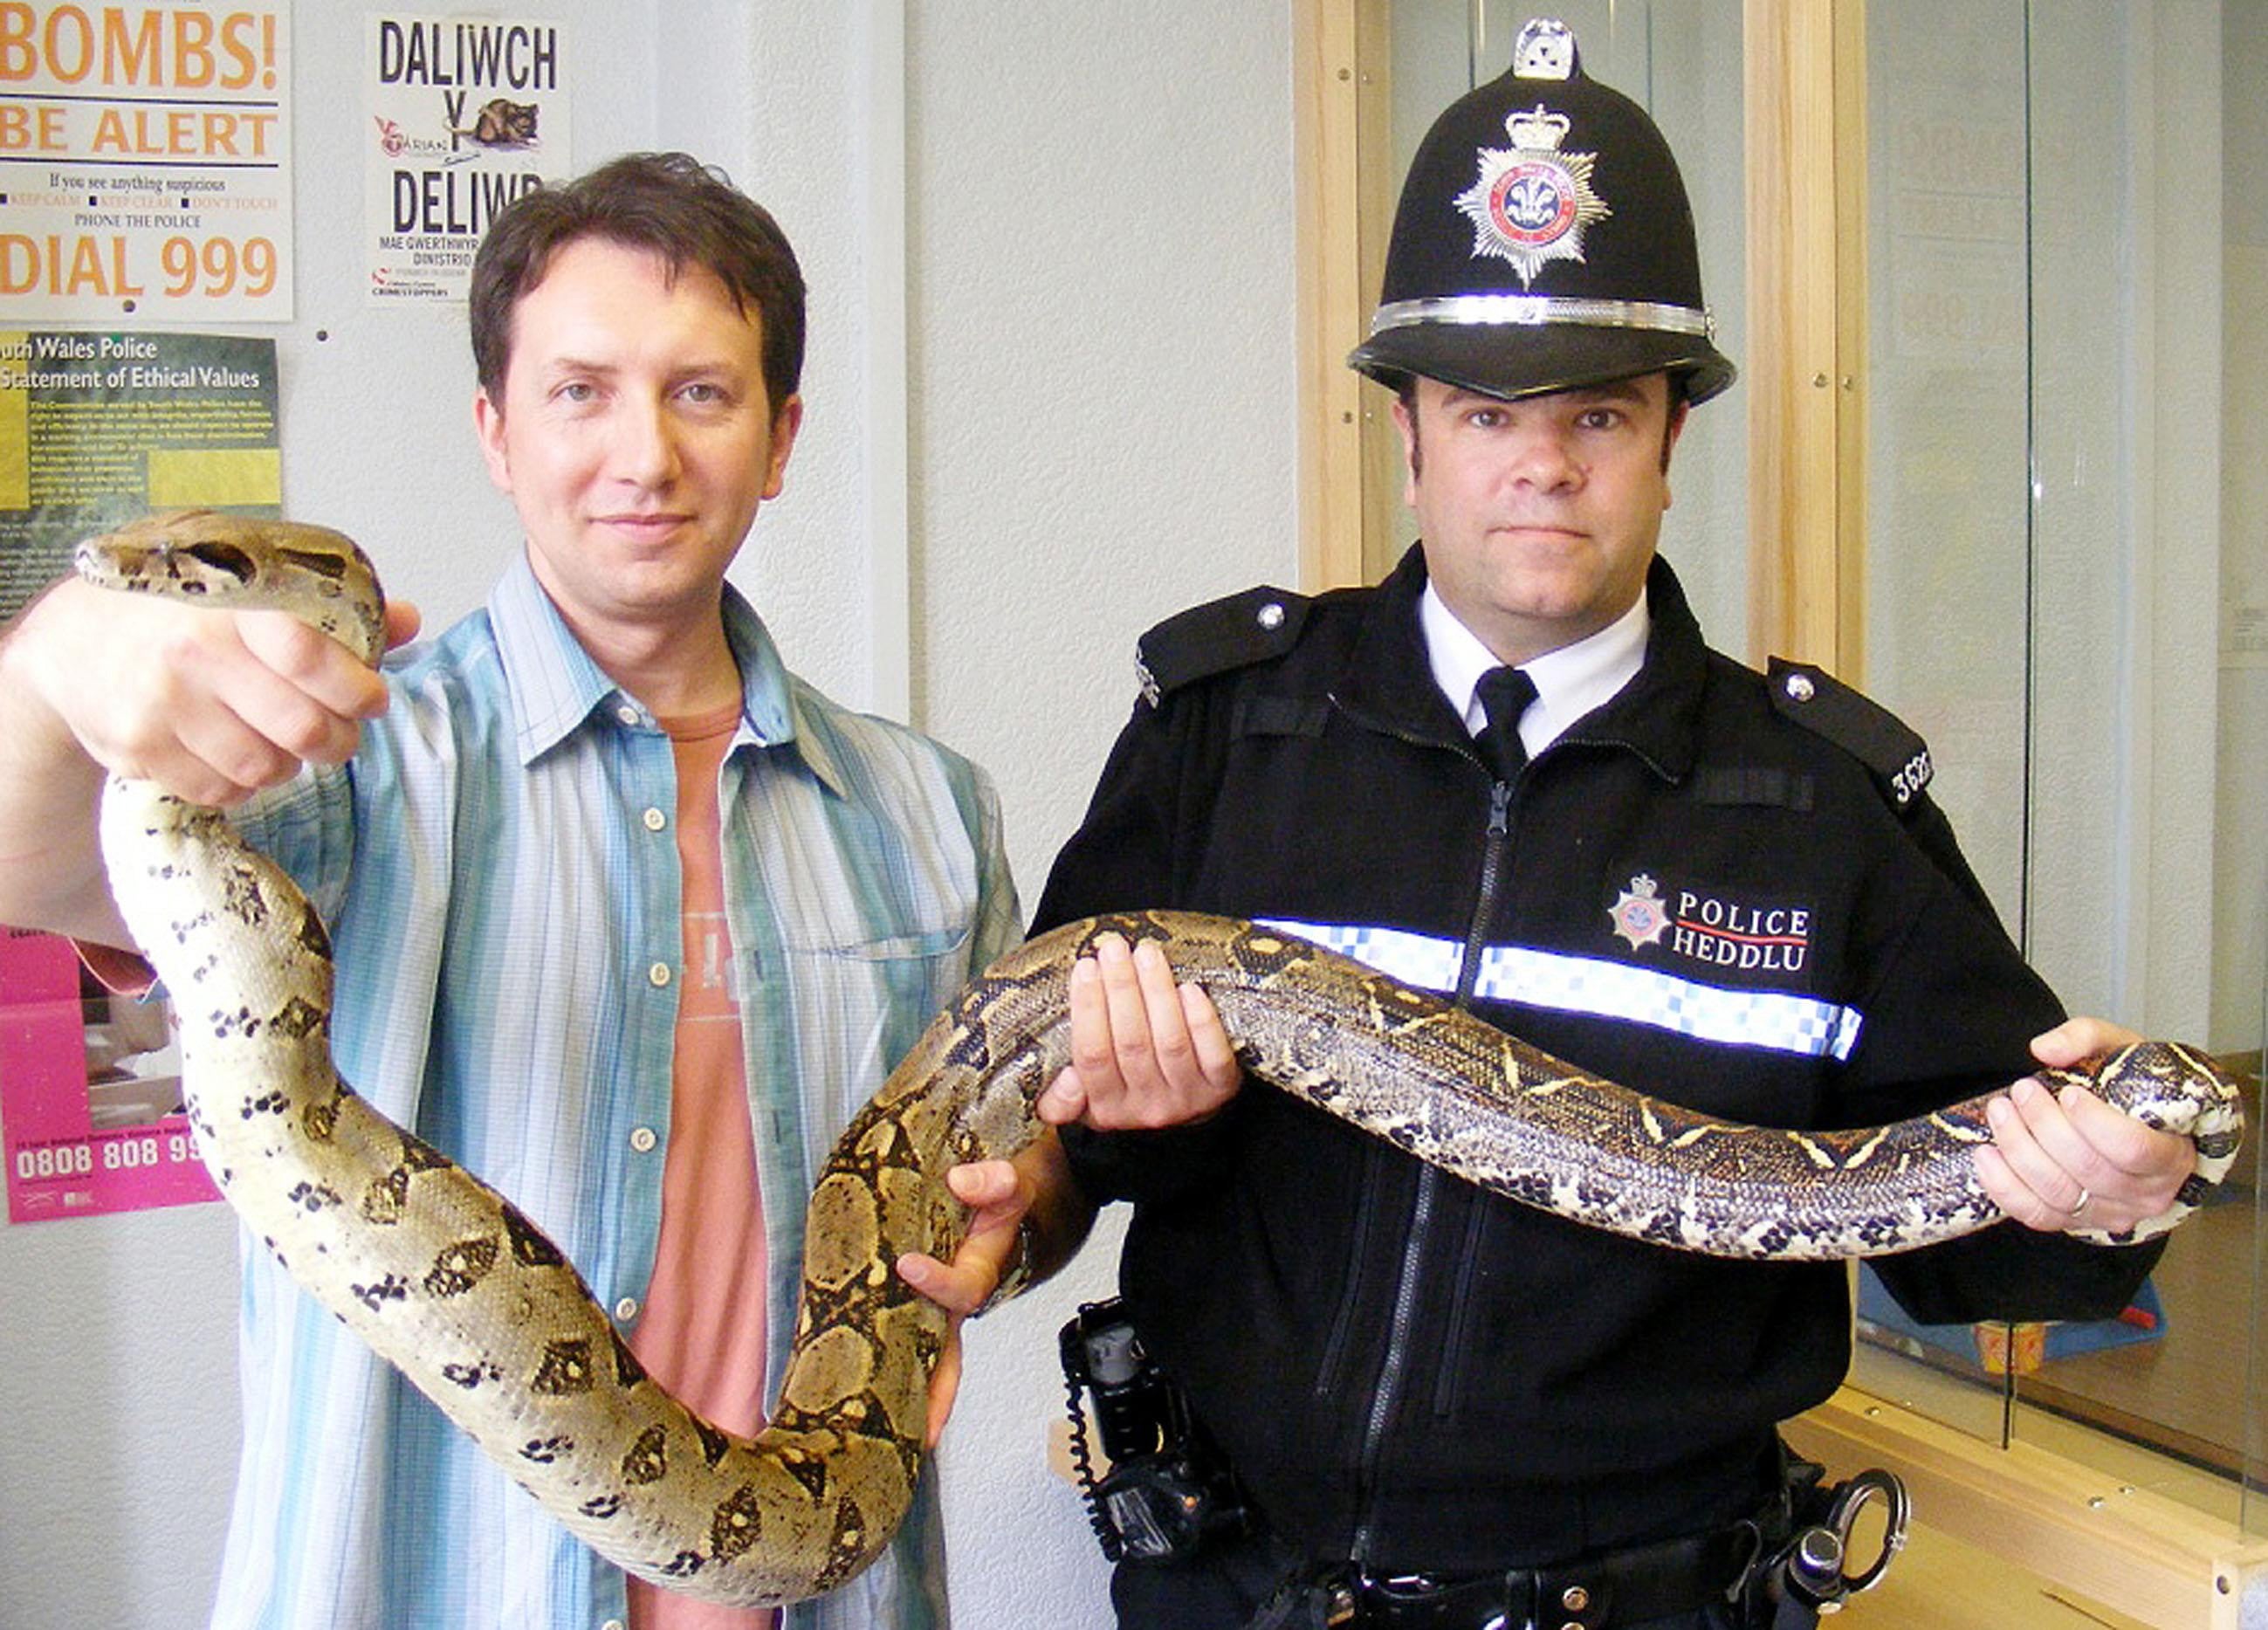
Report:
83,512,2246,1607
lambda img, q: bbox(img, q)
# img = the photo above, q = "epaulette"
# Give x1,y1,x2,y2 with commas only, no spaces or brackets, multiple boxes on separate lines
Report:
1134,586,1310,706
1766,657,1935,813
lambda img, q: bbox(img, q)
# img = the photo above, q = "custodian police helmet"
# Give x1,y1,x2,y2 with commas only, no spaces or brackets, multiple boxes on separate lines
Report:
1348,17,1735,406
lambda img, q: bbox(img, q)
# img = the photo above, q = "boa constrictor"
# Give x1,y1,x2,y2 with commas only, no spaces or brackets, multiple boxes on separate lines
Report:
82,511,2246,1608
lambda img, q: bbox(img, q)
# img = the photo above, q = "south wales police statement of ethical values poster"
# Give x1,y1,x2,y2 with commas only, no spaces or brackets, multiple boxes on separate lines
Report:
0,3,293,322
0,327,276,1221
366,13,569,303
0,327,277,620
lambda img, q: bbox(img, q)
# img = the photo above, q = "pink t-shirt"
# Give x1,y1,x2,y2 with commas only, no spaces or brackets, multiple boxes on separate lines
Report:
627,704,775,1630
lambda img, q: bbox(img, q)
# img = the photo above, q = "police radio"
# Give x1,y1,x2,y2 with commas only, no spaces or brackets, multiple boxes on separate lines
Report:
1059,1298,1249,1564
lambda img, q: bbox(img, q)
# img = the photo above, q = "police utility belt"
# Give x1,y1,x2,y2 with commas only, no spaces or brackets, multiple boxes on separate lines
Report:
1247,1468,1904,1630
1061,1299,1908,1630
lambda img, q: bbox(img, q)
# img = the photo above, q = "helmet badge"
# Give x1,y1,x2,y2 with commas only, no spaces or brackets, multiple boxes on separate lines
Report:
1454,103,1610,288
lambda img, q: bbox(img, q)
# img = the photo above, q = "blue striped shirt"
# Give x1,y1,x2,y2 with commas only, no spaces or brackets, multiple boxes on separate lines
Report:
212,552,1019,1630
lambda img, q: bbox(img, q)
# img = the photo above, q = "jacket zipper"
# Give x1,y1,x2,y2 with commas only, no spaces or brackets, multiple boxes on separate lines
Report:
1454,781,1513,1005
1309,696,1478,1408
1349,774,1515,1565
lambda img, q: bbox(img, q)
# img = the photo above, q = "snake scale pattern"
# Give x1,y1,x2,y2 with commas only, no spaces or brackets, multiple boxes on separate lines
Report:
82,512,2246,1607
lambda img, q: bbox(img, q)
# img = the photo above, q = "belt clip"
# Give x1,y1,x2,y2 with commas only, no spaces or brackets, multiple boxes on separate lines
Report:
1252,1565,1360,1630
1772,1468,1910,1613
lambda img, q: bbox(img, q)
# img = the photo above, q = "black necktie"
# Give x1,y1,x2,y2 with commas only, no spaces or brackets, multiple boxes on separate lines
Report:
1474,664,1538,783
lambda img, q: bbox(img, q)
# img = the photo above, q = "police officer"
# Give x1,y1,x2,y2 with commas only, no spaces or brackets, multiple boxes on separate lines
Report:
950,19,2199,1629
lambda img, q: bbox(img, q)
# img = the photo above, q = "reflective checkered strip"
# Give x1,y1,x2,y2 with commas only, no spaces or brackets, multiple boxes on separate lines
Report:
1261,918,1864,1061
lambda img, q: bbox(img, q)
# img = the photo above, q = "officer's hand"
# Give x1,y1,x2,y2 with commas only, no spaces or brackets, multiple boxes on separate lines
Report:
1035,932,1241,1130
15,574,418,807
1975,1016,2196,1235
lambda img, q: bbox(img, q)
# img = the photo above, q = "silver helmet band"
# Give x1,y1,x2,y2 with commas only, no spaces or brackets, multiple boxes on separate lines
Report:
1368,292,1715,340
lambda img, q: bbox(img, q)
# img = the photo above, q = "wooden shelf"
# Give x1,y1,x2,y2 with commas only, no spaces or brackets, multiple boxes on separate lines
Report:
1788,1386,2268,1629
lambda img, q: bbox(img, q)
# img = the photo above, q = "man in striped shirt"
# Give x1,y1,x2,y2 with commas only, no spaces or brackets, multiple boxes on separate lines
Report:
0,153,1044,1630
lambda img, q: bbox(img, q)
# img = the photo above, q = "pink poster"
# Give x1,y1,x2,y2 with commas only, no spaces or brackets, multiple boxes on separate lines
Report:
1,926,220,1222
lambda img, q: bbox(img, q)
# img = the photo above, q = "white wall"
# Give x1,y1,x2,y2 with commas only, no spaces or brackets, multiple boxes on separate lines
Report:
913,5,1296,1623
0,3,1297,1627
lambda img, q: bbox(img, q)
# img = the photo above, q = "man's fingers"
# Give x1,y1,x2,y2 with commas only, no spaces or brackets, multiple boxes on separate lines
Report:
1986,1083,2095,1213
2055,1082,2190,1177
1180,980,1240,1088
2028,1015,2143,1071
1050,934,1242,1130
897,1158,1032,1317
236,609,391,729
1065,954,1118,1089
2008,1079,2169,1193
945,1158,1022,1210
895,1249,982,1317
1974,1144,2069,1231
1132,939,1199,1070
382,598,423,652
170,643,361,785
160,706,301,805
1038,1063,1089,1125
924,1331,963,1449
79,595,388,803
1096,935,1158,1077
1982,1076,2196,1234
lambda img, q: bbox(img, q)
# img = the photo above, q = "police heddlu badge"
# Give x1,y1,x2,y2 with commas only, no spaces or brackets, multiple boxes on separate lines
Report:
1454,104,1611,287
1610,873,1669,951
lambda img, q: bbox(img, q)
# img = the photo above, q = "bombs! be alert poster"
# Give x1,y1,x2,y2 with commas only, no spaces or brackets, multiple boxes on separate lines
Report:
0,3,292,322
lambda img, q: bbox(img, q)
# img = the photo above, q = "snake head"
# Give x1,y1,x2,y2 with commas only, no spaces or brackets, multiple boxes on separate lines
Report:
75,510,388,665
75,510,255,593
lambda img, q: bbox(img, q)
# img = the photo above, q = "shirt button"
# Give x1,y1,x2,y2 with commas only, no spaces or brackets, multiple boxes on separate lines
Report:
615,704,640,726
614,1296,638,1323
643,807,667,831
629,1125,657,1153
1255,600,1285,630
602,1620,627,1630
649,962,672,987
1783,671,1817,703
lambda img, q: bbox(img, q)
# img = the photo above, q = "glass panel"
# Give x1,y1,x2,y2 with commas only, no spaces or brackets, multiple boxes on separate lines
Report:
1859,0,2266,1531
1846,0,2032,1453
2213,0,2266,1539
1369,0,1748,637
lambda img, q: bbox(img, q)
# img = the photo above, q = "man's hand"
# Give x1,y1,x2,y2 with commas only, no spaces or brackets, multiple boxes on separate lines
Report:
1035,932,1242,1130
15,576,418,808
896,1139,1061,1449
0,579,419,947
1976,1015,2197,1236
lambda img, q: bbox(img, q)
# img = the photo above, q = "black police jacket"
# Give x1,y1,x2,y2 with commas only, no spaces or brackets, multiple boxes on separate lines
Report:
1031,545,2161,1572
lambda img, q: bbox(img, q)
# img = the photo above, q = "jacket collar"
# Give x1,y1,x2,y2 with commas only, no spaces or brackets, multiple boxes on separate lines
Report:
487,551,849,796
1337,543,1708,782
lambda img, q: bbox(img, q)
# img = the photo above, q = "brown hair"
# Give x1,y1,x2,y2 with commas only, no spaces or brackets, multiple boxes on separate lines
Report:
469,152,805,416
